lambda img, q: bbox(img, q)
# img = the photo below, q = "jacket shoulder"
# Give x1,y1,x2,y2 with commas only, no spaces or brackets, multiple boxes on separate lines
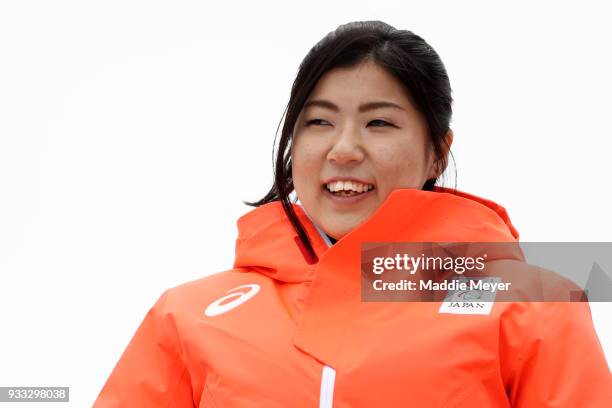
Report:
159,268,267,309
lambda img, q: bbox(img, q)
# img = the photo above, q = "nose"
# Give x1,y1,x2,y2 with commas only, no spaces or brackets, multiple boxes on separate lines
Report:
326,123,365,165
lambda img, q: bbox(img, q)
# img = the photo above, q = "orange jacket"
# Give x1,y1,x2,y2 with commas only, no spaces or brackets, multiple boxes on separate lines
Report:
94,187,612,407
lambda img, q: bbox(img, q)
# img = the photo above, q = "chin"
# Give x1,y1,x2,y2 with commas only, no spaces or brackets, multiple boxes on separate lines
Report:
323,225,353,241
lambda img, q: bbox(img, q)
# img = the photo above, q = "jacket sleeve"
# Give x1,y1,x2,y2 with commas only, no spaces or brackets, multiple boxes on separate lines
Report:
93,289,195,407
506,301,612,407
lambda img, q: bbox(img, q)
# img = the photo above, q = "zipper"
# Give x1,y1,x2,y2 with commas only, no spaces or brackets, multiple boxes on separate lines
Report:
319,365,336,408
305,201,336,407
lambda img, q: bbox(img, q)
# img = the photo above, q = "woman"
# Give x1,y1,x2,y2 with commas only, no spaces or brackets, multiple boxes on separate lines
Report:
94,21,611,407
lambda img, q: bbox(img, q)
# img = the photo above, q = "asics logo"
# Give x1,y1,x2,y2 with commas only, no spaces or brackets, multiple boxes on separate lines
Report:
204,284,261,317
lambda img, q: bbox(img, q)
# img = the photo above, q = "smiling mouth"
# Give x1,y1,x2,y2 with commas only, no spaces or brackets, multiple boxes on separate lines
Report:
324,180,376,197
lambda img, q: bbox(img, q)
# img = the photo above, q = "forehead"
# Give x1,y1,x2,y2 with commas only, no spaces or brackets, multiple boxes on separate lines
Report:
306,60,411,108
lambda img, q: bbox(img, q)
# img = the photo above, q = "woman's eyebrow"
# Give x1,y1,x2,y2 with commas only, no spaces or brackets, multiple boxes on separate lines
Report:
303,99,406,112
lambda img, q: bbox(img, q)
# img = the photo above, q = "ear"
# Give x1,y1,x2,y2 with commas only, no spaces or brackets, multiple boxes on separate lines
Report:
428,129,454,179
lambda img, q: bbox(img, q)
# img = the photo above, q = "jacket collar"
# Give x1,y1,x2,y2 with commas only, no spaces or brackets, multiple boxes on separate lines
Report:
233,186,519,284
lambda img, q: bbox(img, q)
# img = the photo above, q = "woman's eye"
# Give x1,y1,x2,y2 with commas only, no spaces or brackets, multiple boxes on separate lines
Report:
305,119,330,126
304,119,394,127
368,119,393,127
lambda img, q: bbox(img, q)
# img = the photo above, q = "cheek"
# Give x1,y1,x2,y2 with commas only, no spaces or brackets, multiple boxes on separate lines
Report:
291,140,322,192
372,141,429,187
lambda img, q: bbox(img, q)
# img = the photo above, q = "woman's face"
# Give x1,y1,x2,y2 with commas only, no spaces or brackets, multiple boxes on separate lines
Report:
291,59,450,240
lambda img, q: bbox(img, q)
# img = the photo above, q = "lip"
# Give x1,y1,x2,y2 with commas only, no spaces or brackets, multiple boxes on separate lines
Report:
322,176,375,186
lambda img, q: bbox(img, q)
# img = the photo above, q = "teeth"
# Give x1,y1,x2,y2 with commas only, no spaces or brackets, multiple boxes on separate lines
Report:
326,180,375,193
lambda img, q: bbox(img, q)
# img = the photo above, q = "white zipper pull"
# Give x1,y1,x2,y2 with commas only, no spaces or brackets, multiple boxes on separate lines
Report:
319,365,336,408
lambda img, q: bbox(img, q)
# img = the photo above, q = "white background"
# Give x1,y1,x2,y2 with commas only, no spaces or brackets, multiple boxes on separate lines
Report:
1,0,610,406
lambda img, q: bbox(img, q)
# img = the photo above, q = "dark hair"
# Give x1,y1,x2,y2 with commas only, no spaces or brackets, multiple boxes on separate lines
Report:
245,20,455,261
